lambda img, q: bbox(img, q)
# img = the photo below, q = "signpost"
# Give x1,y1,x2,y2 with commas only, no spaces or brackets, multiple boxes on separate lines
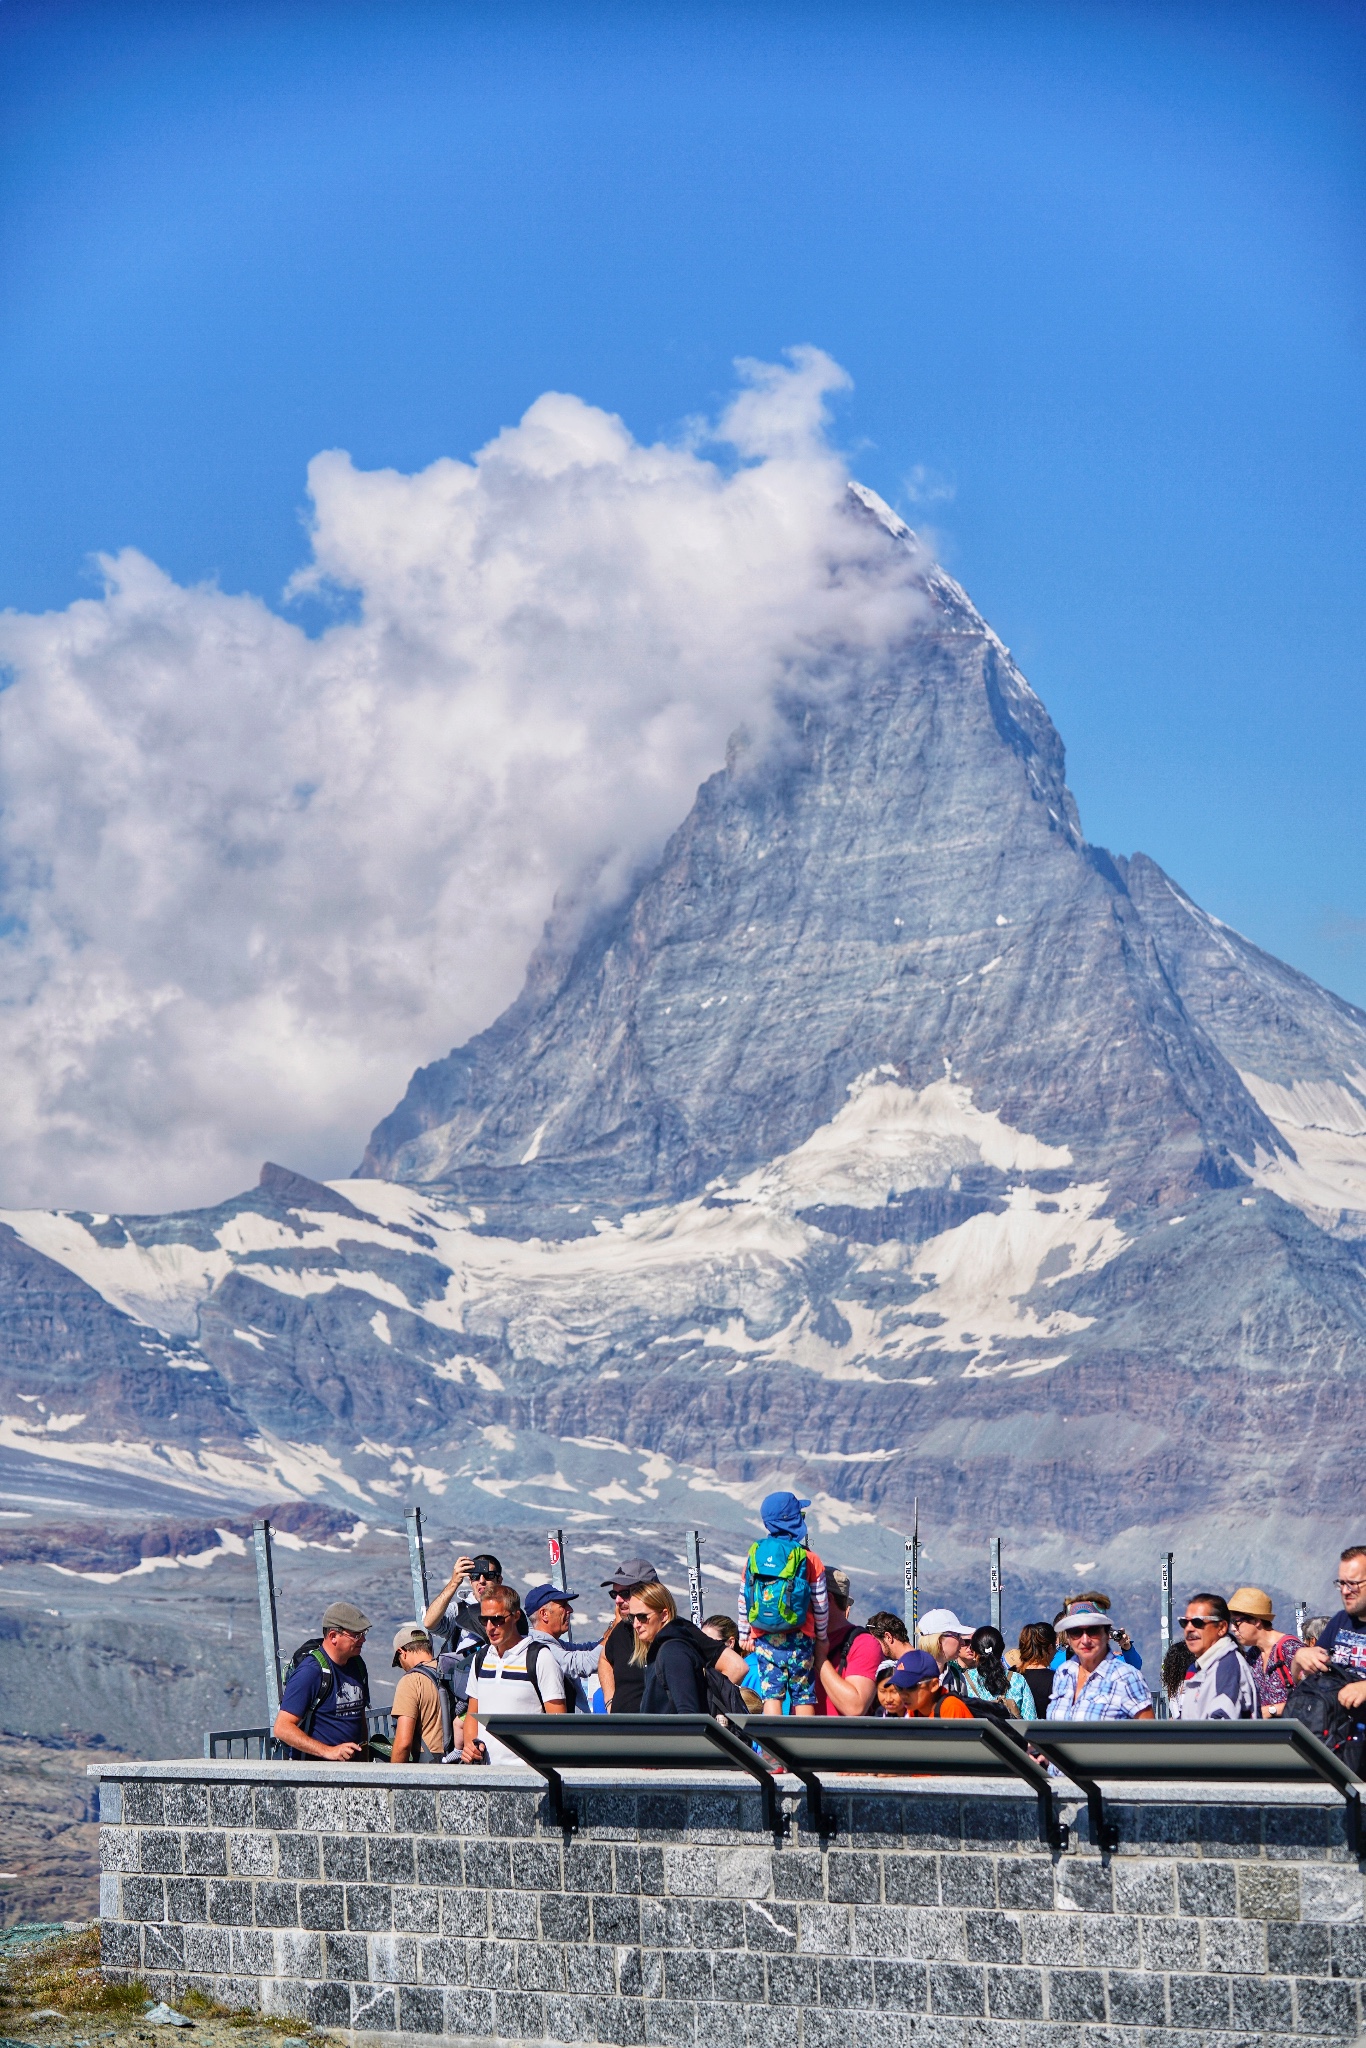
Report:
252,1519,282,1726
1155,1552,1175,1720
549,1529,568,1596
989,1536,1002,1635
685,1531,705,1626
1295,1600,1308,1640
404,1505,430,1626
904,1498,919,1639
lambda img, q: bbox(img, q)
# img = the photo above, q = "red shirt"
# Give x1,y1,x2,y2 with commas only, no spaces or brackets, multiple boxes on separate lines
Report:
819,1619,885,1714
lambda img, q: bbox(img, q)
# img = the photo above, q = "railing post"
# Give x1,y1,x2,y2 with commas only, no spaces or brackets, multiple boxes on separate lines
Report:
549,1529,568,1596
990,1536,1002,1635
253,1519,282,1726
405,1505,430,1624
1154,1551,1174,1720
904,1497,919,1640
686,1531,705,1626
1294,1600,1308,1639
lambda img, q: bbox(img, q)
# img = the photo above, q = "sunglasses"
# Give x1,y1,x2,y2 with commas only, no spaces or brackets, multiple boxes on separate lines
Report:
1334,1578,1366,1591
483,1613,515,1628
1180,1616,1220,1630
471,1570,499,1582
1229,1613,1263,1627
1067,1628,1107,1641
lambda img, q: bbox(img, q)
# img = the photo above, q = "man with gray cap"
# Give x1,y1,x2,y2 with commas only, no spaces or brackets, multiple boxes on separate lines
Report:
273,1601,372,1759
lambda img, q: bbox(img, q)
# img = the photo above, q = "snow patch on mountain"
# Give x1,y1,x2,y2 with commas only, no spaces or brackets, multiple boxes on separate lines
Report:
1240,1068,1366,1227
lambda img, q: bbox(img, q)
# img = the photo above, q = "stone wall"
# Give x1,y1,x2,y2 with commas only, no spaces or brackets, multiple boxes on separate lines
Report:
95,1761,1365,2047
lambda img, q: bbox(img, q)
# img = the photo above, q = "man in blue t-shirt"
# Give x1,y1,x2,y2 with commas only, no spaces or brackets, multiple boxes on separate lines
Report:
1294,1545,1366,1719
273,1601,372,1760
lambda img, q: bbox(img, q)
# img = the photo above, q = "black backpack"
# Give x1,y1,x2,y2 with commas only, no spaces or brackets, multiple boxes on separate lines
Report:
1284,1664,1365,1770
829,1625,874,1676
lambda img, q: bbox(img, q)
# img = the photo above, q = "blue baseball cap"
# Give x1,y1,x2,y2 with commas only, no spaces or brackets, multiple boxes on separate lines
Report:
892,1649,941,1689
524,1582,578,1617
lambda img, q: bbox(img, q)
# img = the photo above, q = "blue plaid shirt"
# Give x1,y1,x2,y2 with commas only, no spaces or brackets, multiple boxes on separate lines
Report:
1046,1655,1152,1721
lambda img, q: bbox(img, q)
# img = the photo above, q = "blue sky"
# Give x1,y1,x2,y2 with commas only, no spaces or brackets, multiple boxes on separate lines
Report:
2,0,1364,1010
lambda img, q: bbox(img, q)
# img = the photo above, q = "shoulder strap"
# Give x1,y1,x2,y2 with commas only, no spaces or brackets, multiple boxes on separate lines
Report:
297,1646,335,1737
831,1625,871,1675
524,1640,548,1707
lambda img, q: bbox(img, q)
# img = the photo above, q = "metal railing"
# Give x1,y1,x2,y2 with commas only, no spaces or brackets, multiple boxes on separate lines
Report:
204,1710,394,1760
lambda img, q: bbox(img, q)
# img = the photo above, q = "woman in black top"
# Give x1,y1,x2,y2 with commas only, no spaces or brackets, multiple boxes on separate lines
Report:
1017,1620,1058,1717
629,1582,712,1713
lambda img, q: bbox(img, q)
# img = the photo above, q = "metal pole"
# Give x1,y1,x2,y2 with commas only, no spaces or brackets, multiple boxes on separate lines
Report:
253,1519,282,1725
1154,1551,1174,1720
904,1497,919,1639
404,1505,430,1625
990,1536,1002,1635
549,1529,568,1596
1294,1600,1308,1640
686,1531,704,1626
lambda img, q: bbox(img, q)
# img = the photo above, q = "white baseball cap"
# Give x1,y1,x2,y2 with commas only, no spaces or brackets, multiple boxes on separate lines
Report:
918,1608,968,1636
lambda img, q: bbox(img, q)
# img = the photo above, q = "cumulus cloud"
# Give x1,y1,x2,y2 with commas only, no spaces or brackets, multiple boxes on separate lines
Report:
0,347,929,1213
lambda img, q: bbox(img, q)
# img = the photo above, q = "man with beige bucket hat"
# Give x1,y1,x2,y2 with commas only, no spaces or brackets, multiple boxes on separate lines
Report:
1227,1586,1302,1719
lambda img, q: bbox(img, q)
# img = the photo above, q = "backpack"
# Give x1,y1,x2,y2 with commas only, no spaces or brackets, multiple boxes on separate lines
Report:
1284,1664,1365,1769
744,1537,811,1631
283,1640,370,1736
406,1659,464,1760
829,1625,874,1676
961,1695,1015,1727
704,1663,751,1721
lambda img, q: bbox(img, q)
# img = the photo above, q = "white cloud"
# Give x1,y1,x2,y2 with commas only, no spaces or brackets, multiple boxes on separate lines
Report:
0,348,929,1212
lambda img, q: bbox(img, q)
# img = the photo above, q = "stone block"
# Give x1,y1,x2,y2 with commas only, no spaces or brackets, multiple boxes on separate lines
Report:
414,1834,462,1886
262,1975,309,2021
986,1964,1044,2018
1332,1923,1366,1976
617,1945,664,2000
967,1909,1023,1964
274,1832,318,1879
898,1799,962,1853
140,1830,184,1875
398,1985,444,2034
710,1949,750,2003
209,1783,254,1828
1301,1864,1364,1922
1106,1970,1166,2027
562,1841,612,1892
100,1919,139,1971
465,1837,513,1889
1046,1968,1105,2022
351,1983,397,2031
903,1908,969,1962
347,1788,393,1834
369,1933,420,1983
299,1884,344,1931
1294,1976,1360,2034
1113,1860,1176,1916
392,1788,438,1835
692,2005,747,2048
1023,1914,1083,1967
771,1849,827,1899
274,1929,324,1978
662,1948,713,2001
491,1890,538,1940
1264,1803,1335,1857
487,1791,538,1839
253,1783,297,1831
98,1779,123,1824
821,1956,873,2007
441,1888,488,1937
367,1833,415,1884
872,1959,928,2010
1130,1803,1201,1854
164,1783,209,1828
540,1891,593,1943
142,1923,184,1970
1203,1916,1268,1973
616,1844,664,1895
305,1984,352,2029
797,1902,854,1953
962,1799,1029,1852
593,1892,641,1945
541,1992,597,2042
297,1787,349,1835
929,1962,987,2015
325,1931,370,1980
515,1939,565,1992
322,1834,366,1882
1200,1802,1263,1858
1237,1864,1300,1921
1229,1974,1294,2030
1140,1914,1201,1971
253,1880,299,1928
164,1878,207,1924
230,1928,275,1975
1177,1860,1236,1918
123,1875,166,1922
642,1999,694,2047
826,1850,881,1903
742,1899,798,1951
804,2013,893,2048
640,1898,691,1948
1054,1859,1113,1914
764,1954,819,2005
439,1787,489,1836
122,1780,165,1827
207,1975,260,2011
563,1945,615,1996
228,1831,273,1877
996,1856,1055,1911
183,1830,228,1876
100,1828,138,1874
1167,1970,1232,2028
664,1845,717,1895
98,1873,121,1922
940,1855,998,1906
419,1937,469,1986
344,1884,392,1932
182,1926,230,1975
1080,1913,1140,1968
513,1839,564,1890
688,1789,745,1837
851,1903,911,1959
391,1884,438,1934
467,1938,516,1989
744,2010,798,2048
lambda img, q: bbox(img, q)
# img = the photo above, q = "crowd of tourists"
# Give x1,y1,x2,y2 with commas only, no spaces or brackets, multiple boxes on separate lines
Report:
270,1493,1366,1774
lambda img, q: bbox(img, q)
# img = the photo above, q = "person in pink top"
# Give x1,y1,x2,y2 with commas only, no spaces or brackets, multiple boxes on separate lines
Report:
816,1569,884,1715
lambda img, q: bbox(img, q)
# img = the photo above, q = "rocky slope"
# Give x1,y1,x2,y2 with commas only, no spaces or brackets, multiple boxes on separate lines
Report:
2,485,1363,1735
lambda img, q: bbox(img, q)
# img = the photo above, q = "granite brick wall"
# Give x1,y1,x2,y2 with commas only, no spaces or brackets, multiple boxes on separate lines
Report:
95,1763,1365,2047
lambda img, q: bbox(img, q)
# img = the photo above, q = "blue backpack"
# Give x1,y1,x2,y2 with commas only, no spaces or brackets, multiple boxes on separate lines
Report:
744,1537,811,1630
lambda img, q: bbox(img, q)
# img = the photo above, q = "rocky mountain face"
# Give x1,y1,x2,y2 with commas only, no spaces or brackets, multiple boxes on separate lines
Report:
3,487,1364,1750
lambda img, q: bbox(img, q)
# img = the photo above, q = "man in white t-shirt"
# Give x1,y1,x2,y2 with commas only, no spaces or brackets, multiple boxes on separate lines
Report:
461,1586,566,1765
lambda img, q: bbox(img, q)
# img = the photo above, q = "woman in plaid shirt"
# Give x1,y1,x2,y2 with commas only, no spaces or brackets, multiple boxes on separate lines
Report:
1045,1606,1154,1720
